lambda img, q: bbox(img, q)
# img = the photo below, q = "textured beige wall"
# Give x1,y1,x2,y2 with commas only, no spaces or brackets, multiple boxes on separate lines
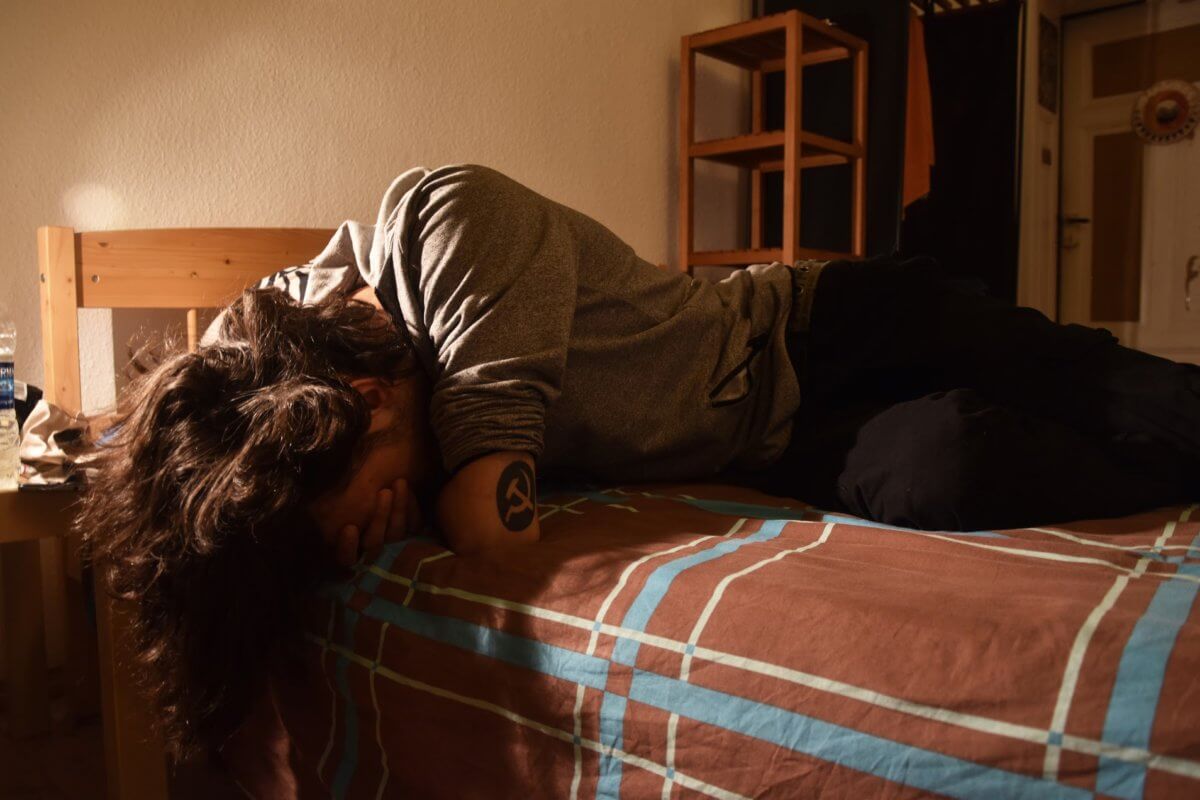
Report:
0,0,752,669
1,0,751,412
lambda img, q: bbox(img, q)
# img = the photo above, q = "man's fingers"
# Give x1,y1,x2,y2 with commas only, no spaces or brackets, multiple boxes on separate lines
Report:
364,488,392,552
387,478,409,542
336,525,360,568
405,485,423,536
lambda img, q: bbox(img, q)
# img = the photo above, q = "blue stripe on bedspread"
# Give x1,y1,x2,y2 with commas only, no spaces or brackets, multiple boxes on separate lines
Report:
628,670,1091,800
1097,530,1200,800
360,595,611,691
597,518,791,797
332,544,408,799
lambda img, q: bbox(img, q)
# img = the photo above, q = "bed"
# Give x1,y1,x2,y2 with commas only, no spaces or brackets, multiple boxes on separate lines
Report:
37,226,1200,799
277,480,1200,799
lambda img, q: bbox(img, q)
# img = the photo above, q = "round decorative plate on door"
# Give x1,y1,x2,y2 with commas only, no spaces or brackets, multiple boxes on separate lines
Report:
1132,78,1200,145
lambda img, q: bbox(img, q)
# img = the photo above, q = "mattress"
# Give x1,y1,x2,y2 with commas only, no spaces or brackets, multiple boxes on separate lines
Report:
274,481,1200,799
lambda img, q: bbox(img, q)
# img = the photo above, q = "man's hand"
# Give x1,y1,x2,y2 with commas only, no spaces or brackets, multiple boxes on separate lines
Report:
435,450,541,557
332,477,425,568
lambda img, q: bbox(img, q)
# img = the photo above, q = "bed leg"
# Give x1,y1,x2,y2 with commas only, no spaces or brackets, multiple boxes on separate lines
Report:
94,578,169,800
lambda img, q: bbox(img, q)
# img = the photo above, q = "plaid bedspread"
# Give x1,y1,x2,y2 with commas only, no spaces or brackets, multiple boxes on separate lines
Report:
277,482,1200,799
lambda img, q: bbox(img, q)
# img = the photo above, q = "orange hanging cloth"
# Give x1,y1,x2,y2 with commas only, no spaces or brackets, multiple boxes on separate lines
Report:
903,8,935,210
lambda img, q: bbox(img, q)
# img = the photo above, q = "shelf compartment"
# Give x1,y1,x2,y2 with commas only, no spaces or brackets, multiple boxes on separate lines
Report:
689,11,854,71
760,154,847,172
801,130,861,158
688,130,861,169
763,47,849,72
689,132,781,167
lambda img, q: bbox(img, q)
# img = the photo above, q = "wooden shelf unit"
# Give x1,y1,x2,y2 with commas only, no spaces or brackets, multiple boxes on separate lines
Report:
680,10,868,273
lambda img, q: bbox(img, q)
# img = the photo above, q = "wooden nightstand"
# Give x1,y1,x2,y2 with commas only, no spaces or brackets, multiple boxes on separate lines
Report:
0,485,77,738
2,482,169,798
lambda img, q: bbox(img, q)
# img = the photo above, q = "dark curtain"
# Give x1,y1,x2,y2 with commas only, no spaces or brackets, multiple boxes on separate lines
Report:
899,3,1023,303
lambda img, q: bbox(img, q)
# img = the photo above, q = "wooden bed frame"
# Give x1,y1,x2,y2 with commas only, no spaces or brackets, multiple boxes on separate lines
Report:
36,225,335,800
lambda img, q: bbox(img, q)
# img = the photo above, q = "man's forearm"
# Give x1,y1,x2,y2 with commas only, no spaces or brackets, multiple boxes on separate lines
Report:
435,450,540,555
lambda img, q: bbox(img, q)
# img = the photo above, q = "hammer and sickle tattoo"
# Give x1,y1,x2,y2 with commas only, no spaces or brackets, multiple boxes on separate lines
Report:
496,460,537,531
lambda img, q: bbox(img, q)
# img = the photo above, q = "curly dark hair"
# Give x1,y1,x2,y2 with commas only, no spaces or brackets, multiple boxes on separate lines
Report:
77,286,419,763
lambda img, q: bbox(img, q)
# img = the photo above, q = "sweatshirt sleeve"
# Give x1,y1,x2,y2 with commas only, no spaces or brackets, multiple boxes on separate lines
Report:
404,164,578,475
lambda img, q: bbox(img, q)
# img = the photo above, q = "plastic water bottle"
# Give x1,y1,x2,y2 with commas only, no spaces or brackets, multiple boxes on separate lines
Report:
0,307,19,489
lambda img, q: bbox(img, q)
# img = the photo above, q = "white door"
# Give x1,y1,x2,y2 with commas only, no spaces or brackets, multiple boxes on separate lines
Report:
1060,0,1200,365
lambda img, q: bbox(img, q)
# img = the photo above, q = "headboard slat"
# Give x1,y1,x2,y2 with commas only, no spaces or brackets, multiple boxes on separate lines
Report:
37,226,83,413
77,228,335,309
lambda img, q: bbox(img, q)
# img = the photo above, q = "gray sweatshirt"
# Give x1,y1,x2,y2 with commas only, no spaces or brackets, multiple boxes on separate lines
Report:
203,164,803,483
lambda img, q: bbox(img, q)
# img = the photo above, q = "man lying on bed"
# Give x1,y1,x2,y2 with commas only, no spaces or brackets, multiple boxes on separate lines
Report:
78,163,1200,779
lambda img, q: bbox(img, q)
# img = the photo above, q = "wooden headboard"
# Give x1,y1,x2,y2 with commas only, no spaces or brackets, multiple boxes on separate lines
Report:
37,226,334,416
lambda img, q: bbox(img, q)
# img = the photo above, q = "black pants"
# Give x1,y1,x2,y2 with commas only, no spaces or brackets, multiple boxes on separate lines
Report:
743,255,1200,531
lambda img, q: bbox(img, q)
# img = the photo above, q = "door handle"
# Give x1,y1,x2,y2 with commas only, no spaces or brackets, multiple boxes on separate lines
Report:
1187,255,1198,312
1060,214,1091,249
